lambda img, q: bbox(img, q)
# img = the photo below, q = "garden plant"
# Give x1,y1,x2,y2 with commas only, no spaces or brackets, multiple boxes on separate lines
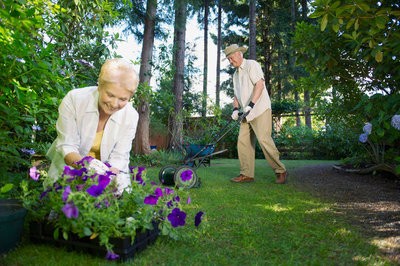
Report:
19,156,204,261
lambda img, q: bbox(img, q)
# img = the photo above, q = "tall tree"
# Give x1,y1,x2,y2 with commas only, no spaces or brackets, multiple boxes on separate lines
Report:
258,3,272,96
169,0,187,150
201,0,210,117
291,0,301,126
300,0,311,128
133,0,157,155
215,0,222,107
249,0,257,60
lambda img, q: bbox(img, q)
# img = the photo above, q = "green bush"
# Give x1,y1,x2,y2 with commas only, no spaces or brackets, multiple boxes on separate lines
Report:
0,0,119,180
272,126,314,159
313,123,360,160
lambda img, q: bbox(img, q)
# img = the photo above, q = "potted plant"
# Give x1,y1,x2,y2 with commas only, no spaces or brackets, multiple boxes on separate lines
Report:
20,156,205,261
0,183,27,254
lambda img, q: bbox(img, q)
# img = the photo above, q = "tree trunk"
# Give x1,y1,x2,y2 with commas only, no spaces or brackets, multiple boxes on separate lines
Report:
261,5,272,96
215,0,222,107
133,0,157,155
202,0,209,117
249,0,256,60
169,0,186,150
301,0,311,128
291,0,301,127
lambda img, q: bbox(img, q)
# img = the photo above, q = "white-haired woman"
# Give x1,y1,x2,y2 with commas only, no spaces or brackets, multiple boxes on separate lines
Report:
47,58,139,193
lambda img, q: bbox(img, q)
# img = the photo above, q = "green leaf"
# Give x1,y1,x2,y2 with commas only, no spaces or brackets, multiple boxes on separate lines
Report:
321,14,328,31
354,19,359,31
83,227,92,236
375,51,383,63
358,3,370,12
332,23,339,33
331,1,341,9
346,18,355,29
63,231,69,240
54,228,59,239
0,183,14,194
368,39,375,48
376,128,385,137
309,11,325,19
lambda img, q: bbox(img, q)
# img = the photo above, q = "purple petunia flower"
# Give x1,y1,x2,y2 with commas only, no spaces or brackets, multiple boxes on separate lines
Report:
186,196,191,204
138,166,146,174
391,115,400,130
166,200,173,208
194,211,204,227
29,166,40,181
62,202,79,219
103,199,111,208
363,122,372,134
154,187,163,198
75,184,85,191
174,196,180,203
164,187,174,195
105,251,120,260
134,174,144,184
87,184,106,197
75,156,94,168
54,183,63,192
144,195,159,205
98,175,111,188
180,170,193,181
62,186,71,202
167,208,187,227
63,166,86,177
129,166,137,173
40,188,51,200
359,133,368,143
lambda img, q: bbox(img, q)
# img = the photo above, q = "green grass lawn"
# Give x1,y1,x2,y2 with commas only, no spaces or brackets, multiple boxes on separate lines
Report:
1,159,394,265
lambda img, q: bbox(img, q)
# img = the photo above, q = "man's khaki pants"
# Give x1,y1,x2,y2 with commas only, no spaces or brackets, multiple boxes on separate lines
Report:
237,109,286,178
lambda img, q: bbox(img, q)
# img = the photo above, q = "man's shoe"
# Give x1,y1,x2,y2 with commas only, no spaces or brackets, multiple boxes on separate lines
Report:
275,172,288,184
231,174,254,183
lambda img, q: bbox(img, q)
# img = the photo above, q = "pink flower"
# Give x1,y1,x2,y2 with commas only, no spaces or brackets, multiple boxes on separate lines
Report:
29,166,40,181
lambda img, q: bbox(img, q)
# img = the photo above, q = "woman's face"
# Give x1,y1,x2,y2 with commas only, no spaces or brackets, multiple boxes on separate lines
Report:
98,83,133,116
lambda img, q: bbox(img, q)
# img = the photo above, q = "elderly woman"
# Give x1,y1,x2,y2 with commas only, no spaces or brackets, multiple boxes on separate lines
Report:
46,58,139,192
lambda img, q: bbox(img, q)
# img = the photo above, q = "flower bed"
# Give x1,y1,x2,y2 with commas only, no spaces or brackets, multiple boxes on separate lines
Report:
21,156,205,260
29,221,159,261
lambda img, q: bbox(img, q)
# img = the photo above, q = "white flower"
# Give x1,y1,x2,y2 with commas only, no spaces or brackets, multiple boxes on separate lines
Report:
391,115,400,130
363,122,372,135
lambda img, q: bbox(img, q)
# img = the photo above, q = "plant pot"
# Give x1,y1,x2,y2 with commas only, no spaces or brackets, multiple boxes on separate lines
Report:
0,199,27,254
29,221,159,261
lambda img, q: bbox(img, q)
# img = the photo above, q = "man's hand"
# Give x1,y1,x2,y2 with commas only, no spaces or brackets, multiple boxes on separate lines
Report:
88,159,109,174
231,110,239,120
244,105,252,114
244,101,255,114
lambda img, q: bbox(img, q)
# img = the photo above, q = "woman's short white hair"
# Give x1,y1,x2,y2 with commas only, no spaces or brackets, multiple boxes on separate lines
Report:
98,58,139,93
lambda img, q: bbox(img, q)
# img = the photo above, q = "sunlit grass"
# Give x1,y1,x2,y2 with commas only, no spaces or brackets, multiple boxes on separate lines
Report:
1,159,394,265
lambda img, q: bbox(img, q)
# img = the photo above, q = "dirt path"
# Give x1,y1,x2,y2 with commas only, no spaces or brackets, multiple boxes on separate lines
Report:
290,163,400,263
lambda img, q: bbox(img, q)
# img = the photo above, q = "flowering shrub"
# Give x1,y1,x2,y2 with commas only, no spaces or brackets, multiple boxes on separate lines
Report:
20,156,205,260
357,114,400,176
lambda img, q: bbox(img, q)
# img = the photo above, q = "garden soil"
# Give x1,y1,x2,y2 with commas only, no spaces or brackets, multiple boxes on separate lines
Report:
290,163,400,263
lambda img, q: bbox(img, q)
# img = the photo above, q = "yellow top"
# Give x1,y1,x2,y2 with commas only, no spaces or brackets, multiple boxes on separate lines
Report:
88,130,104,160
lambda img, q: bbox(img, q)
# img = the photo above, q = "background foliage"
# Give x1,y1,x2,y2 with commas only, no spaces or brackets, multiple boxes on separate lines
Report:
1,0,399,191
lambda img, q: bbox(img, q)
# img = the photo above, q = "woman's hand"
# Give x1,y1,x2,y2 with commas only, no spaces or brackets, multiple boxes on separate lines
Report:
109,167,120,175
